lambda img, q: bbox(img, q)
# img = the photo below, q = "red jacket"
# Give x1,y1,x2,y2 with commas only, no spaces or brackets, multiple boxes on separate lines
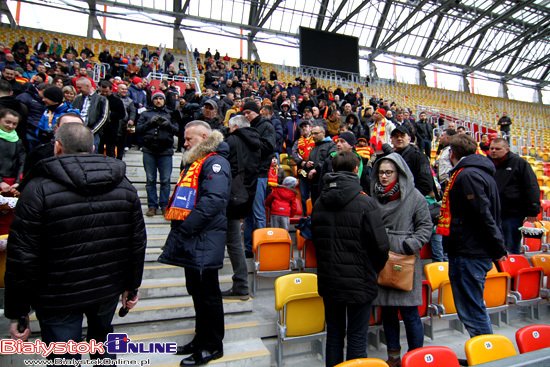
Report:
265,186,298,217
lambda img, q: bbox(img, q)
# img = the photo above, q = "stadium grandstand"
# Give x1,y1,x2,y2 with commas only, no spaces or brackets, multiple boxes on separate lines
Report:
1,0,550,366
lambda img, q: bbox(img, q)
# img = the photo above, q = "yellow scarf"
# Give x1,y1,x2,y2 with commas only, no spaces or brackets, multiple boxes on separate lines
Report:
356,146,374,159
165,153,216,221
369,120,386,150
436,167,465,236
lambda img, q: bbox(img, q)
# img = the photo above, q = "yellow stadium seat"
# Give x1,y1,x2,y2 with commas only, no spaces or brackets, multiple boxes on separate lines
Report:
274,273,326,366
465,334,517,365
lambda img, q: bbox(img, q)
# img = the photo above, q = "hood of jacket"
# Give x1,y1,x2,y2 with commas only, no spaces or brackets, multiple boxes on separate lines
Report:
20,154,126,195
451,153,495,176
371,152,415,200
231,127,261,151
320,171,362,209
273,185,299,198
182,130,228,166
316,137,333,146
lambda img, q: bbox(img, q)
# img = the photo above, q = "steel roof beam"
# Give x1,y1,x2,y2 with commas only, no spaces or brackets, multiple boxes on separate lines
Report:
331,0,370,33
421,12,444,58
373,0,455,58
465,29,486,66
370,0,392,48
316,0,330,30
324,0,350,32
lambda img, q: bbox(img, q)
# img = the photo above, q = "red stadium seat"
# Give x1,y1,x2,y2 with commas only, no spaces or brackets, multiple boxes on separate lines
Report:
402,346,460,367
516,324,550,353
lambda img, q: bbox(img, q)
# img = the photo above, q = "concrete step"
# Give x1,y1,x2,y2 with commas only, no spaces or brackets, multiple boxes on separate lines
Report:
139,275,236,299
29,296,254,330
143,259,254,278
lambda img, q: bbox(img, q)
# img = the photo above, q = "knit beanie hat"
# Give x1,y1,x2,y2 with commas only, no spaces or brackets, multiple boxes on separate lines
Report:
152,90,165,100
242,101,260,114
283,176,298,189
376,108,386,117
338,131,357,146
43,86,64,103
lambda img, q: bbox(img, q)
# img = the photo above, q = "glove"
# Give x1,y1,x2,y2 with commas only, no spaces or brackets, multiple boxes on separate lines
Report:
158,118,170,127
149,116,161,125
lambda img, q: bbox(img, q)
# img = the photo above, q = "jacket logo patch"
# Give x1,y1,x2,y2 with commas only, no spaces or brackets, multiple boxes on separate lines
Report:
329,182,337,187
467,194,475,200
212,164,221,173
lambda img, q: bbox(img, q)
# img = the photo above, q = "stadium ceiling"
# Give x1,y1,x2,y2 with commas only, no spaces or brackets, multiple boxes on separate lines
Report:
14,0,550,88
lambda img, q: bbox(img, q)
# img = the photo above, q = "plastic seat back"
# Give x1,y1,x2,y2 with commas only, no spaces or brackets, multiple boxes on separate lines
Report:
402,346,460,367
418,280,432,318
335,359,389,367
516,324,550,353
487,263,499,275
523,222,542,252
530,253,550,289
419,243,432,260
306,198,313,217
274,273,325,337
499,255,543,299
253,228,293,272
424,262,449,289
296,229,317,270
465,334,517,365
483,273,510,308
0,234,7,288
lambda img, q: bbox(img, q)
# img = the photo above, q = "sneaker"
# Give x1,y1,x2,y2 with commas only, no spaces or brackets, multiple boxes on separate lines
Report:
221,289,250,300
155,208,163,215
124,147,129,151
146,208,155,217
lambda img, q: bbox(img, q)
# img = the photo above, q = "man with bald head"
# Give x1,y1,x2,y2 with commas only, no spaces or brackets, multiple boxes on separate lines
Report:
72,77,109,151
159,120,231,366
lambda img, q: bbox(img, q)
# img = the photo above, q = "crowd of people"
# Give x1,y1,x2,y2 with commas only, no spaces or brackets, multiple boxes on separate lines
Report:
0,38,543,367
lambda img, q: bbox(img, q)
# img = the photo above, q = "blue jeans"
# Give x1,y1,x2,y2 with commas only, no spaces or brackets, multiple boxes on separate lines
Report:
381,306,424,352
93,134,101,154
324,301,371,367
430,233,447,262
501,217,523,254
419,139,431,157
448,256,493,337
142,152,173,209
244,177,268,252
36,297,118,365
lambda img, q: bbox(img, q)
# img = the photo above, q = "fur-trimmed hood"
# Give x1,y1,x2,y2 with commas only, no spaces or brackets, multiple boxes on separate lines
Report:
182,130,228,166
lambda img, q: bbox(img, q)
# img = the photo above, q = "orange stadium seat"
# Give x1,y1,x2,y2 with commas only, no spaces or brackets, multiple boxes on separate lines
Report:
252,228,294,294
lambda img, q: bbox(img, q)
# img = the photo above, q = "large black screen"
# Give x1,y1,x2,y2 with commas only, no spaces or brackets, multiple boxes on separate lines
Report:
299,26,359,74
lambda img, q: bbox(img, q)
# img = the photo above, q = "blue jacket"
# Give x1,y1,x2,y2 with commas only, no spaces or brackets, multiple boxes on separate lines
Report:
158,131,231,271
442,154,507,260
128,84,147,109
16,85,46,135
37,102,80,137
283,115,301,145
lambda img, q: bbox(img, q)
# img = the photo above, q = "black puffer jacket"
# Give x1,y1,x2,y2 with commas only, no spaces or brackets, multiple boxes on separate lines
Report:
442,154,507,260
312,171,389,303
136,105,178,155
5,154,146,318
493,152,540,218
250,115,276,176
225,127,261,219
396,144,434,196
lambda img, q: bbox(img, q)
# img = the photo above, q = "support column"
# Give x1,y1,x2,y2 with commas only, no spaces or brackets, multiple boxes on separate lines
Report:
247,35,260,61
459,72,470,93
368,56,378,79
498,80,509,99
0,0,16,29
173,25,187,51
416,66,427,86
87,0,106,40
533,87,543,104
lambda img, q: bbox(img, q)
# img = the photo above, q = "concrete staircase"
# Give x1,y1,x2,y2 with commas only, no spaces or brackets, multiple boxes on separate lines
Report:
2,148,550,366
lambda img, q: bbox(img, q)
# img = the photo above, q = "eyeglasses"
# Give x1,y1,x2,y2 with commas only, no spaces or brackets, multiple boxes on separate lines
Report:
378,170,395,177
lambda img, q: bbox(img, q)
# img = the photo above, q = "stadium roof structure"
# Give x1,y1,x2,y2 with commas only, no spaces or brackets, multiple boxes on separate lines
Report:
4,0,550,91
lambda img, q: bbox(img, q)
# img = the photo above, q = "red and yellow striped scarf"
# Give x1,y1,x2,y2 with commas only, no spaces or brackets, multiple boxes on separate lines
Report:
298,135,315,160
165,153,216,221
436,167,465,236
268,165,279,187
356,146,374,159
369,120,386,150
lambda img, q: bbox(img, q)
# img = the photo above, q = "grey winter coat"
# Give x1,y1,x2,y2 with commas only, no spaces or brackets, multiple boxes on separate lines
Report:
371,153,432,306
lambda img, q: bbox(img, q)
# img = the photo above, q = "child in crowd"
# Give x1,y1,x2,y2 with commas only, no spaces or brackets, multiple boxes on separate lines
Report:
355,136,375,160
267,154,285,188
265,176,298,231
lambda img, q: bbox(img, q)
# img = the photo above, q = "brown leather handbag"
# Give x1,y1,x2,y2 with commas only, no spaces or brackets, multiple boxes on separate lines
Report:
377,251,417,291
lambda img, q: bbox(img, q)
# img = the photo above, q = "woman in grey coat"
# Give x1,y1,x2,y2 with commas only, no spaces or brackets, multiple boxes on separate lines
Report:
371,153,432,367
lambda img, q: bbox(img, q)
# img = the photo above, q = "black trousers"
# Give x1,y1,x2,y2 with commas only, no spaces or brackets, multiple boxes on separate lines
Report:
184,267,224,351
